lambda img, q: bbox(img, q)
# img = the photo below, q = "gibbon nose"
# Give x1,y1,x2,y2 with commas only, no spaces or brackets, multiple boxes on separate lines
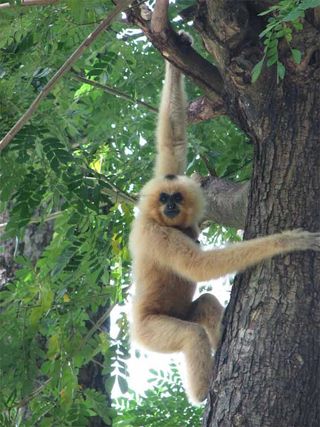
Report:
164,203,180,218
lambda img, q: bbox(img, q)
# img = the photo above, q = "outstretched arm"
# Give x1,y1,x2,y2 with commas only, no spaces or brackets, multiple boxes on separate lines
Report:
154,59,188,177
153,228,320,282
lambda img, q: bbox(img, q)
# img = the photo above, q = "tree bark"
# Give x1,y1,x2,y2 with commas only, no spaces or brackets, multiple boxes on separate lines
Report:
197,1,320,426
202,47,320,427
196,176,249,229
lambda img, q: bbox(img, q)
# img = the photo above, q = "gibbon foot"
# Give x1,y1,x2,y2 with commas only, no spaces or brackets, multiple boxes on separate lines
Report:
187,293,224,350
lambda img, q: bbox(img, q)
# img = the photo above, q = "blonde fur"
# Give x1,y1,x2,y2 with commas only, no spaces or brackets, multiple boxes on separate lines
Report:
154,61,187,177
129,56,320,402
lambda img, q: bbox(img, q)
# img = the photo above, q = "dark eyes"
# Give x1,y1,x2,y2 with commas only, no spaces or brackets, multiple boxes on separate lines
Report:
159,192,183,204
173,192,183,203
159,192,169,204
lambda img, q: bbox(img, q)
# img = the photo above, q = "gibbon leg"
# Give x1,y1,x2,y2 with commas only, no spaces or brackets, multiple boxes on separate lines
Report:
187,293,224,349
135,314,212,402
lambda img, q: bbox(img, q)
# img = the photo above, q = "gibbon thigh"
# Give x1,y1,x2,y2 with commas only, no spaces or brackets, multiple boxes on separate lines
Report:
187,293,224,350
136,314,212,402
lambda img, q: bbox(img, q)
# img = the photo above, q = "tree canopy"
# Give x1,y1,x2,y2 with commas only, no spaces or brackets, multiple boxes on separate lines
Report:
0,1,251,425
1,0,320,426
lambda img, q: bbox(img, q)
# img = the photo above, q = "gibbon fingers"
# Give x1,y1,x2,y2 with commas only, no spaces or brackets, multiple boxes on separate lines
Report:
129,34,320,403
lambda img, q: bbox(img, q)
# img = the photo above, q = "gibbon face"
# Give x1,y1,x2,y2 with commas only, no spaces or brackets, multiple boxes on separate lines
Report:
138,174,205,227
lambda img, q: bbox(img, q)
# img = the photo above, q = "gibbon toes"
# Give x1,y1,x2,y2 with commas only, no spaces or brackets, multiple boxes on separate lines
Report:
184,326,212,403
189,378,210,403
187,293,224,349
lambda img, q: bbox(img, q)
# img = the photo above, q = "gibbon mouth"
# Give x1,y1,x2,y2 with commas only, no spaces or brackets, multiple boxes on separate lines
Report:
164,208,180,218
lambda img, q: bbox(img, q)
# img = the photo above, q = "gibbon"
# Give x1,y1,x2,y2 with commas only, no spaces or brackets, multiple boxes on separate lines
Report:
129,35,320,402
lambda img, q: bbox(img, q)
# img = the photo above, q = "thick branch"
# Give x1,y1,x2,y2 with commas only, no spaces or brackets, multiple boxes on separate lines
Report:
207,0,249,49
187,95,226,124
0,0,132,151
194,0,249,76
194,175,249,229
127,2,225,99
151,0,168,33
0,0,59,8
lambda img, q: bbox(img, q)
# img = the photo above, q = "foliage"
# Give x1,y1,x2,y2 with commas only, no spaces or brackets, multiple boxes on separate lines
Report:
252,0,320,83
114,363,203,427
0,0,251,425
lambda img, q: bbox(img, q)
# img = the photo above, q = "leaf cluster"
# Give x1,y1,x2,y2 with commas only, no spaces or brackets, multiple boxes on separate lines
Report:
252,0,320,83
114,363,203,427
0,1,252,425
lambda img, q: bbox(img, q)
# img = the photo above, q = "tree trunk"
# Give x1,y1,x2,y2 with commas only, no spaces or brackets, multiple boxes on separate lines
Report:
202,78,320,426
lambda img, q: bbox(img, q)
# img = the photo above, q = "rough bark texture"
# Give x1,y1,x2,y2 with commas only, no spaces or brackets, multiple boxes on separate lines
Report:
194,1,320,426
196,176,248,229
203,79,320,427
0,212,54,288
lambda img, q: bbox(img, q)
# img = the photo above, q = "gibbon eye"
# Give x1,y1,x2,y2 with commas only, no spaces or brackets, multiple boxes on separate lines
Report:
172,192,183,203
159,192,169,204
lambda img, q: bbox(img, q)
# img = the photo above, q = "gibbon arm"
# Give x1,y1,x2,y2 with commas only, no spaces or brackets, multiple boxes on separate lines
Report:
153,229,320,282
154,61,188,177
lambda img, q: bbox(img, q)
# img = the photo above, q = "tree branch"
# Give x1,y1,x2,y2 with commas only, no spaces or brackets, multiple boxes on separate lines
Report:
72,74,158,113
187,95,226,124
82,302,118,346
14,379,52,409
0,181,136,233
0,174,248,232
151,0,168,33
126,0,225,99
193,174,249,229
0,0,133,152
0,0,59,8
207,0,249,49
194,0,249,72
73,73,225,123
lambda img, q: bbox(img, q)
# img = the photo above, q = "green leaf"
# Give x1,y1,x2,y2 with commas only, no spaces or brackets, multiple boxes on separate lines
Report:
282,9,305,21
292,21,303,31
118,376,129,394
47,335,60,360
267,55,278,66
291,48,302,64
251,59,264,83
277,61,286,81
300,0,320,9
